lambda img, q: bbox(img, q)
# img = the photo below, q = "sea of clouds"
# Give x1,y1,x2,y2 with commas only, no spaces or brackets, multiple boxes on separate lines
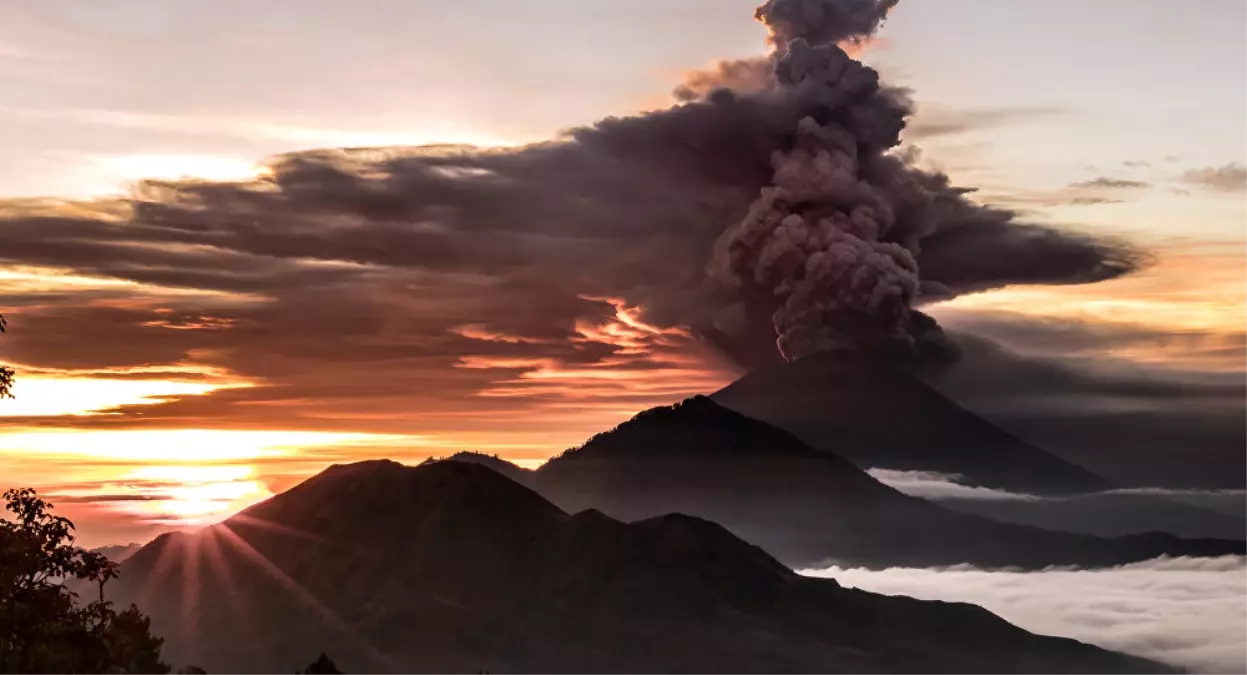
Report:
801,555,1247,673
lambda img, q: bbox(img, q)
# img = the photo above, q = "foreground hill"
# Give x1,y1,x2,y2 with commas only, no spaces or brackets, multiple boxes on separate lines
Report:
462,397,1242,569
109,460,1171,674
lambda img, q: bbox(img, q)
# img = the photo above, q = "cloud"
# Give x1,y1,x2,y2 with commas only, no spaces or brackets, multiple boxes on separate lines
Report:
973,190,1127,209
904,106,1067,140
801,556,1247,673
866,469,1041,500
0,83,1139,433
867,468,1246,539
0,0,1156,504
916,326,1245,490
1068,177,1151,189
1107,487,1247,499
1181,163,1247,193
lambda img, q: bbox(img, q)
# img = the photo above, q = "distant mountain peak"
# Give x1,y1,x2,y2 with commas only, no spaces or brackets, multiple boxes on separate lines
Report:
712,350,1113,494
234,459,564,548
551,394,851,464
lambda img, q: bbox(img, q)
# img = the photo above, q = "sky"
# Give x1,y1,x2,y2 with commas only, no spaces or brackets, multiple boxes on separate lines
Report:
0,0,1243,547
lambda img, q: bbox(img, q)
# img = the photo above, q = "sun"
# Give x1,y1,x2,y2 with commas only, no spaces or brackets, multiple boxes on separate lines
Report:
121,464,275,527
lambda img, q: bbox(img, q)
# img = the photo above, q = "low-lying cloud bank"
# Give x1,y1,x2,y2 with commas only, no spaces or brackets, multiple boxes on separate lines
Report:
868,469,1247,539
870,468,1247,505
867,468,1041,500
802,556,1247,673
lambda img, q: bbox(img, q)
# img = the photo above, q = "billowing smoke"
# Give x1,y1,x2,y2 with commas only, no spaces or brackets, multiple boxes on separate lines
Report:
709,0,1105,361
756,0,900,48
711,32,921,359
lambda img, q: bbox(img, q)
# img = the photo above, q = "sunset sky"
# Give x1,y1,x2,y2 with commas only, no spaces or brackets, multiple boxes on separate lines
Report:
1,0,1243,547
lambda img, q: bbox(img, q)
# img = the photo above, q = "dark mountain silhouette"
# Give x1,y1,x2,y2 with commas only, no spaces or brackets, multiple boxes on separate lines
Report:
711,351,1113,495
456,397,1242,569
92,542,143,563
710,351,1243,539
108,460,1172,674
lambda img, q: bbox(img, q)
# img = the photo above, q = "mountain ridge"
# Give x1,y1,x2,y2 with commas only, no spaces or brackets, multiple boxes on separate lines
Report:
447,396,1244,569
107,459,1174,674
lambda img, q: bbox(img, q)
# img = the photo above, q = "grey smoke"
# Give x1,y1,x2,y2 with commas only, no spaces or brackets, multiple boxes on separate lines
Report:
709,0,1140,361
755,0,900,47
673,57,775,103
802,556,1247,673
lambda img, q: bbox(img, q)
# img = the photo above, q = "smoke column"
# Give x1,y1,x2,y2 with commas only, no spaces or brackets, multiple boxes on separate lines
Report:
757,0,899,47
712,0,982,361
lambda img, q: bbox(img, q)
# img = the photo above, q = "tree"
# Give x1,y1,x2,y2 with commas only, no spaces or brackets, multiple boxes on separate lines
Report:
0,314,13,399
0,488,169,673
299,653,343,674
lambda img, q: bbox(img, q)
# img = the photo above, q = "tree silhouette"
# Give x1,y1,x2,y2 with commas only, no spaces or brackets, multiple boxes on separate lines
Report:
0,314,13,399
0,488,169,673
299,652,343,674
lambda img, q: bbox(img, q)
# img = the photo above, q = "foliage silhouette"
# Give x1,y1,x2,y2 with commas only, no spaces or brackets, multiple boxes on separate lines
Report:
0,314,13,399
299,652,343,674
0,488,168,673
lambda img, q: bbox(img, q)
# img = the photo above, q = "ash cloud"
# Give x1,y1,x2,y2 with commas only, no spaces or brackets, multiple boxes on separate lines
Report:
699,0,1139,362
755,0,899,47
0,0,1143,425
917,322,1246,490
802,556,1247,673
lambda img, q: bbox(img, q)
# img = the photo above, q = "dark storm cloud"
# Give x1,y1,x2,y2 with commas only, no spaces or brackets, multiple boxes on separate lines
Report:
1181,163,1247,193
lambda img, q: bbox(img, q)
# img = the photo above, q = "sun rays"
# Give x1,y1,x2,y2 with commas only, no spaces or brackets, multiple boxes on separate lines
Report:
130,511,394,670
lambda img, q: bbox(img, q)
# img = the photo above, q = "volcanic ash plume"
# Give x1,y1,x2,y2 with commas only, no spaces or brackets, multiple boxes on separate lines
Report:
715,0,958,361
756,0,900,48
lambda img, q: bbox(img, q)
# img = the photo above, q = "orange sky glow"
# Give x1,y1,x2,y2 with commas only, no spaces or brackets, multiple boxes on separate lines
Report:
0,1,1242,549
3,239,1241,547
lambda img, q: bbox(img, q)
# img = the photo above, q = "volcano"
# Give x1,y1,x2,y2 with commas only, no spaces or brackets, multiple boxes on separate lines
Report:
106,459,1171,674
711,351,1114,494
459,396,1243,569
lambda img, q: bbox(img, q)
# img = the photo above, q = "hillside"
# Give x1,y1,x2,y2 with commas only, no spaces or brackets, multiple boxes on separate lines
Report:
511,397,1243,569
108,460,1171,674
